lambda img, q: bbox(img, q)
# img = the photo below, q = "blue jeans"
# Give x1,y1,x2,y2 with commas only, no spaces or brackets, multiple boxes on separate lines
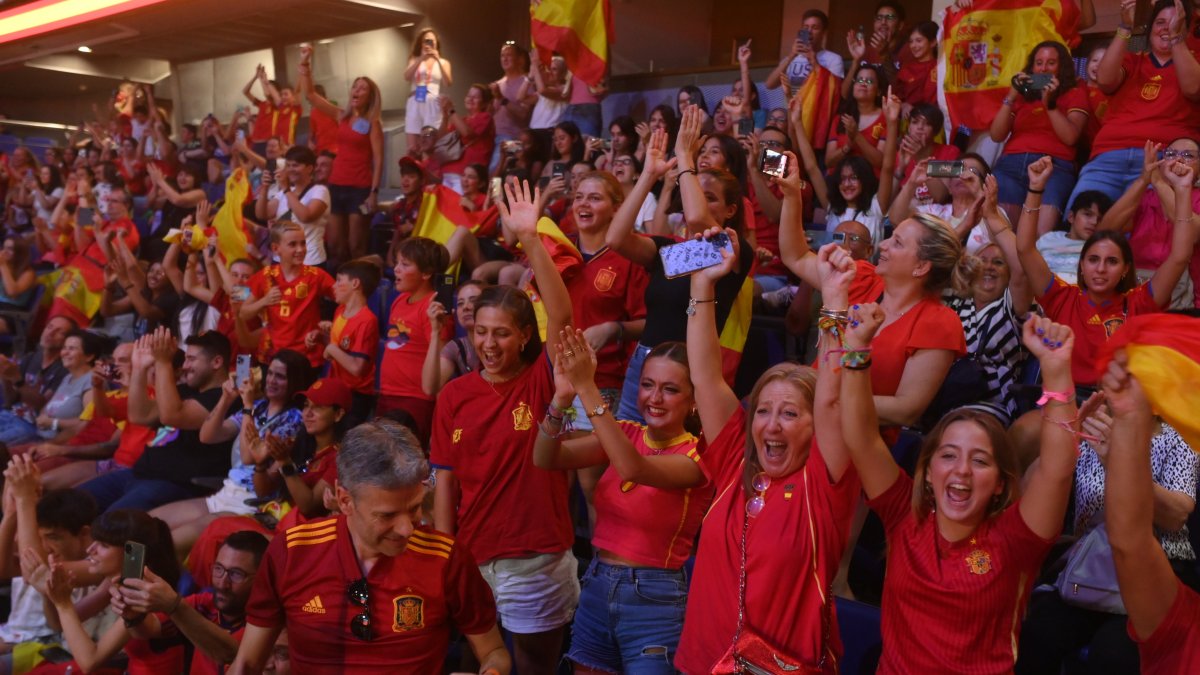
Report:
616,343,652,424
994,153,1077,214
1066,147,1144,215
0,410,39,446
563,103,603,139
566,559,688,674
79,469,202,513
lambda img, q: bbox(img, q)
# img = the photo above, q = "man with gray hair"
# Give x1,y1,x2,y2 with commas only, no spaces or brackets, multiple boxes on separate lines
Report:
230,420,511,674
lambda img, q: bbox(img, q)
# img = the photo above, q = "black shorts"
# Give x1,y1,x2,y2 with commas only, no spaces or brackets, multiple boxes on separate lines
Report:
328,184,372,215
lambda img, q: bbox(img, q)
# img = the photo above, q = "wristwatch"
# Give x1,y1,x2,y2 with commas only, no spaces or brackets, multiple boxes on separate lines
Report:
279,462,298,477
585,403,608,419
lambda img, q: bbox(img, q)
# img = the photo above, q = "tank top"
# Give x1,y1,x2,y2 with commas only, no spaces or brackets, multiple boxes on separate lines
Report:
330,116,374,188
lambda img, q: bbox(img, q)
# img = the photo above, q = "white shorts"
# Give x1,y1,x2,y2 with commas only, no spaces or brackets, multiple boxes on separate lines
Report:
405,94,442,135
203,479,257,516
478,550,580,634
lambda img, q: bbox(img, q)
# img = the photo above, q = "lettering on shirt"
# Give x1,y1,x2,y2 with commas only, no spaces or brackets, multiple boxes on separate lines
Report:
392,594,424,632
452,429,462,443
302,595,326,614
512,401,533,431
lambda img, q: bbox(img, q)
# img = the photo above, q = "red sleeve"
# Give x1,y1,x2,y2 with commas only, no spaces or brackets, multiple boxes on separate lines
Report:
1129,282,1161,312
248,270,268,298
625,265,649,321
317,268,336,299
429,387,457,470
346,311,379,360
866,470,915,533
444,537,499,635
106,392,129,422
697,407,747,487
244,536,286,628
848,260,885,304
908,303,967,357
1035,275,1076,319
1058,85,1090,115
120,219,140,254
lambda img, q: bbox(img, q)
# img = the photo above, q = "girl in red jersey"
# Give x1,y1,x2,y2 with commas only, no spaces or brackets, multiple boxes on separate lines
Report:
839,290,1083,674
675,235,858,674
533,336,710,673
430,180,576,675
1102,350,1200,675
297,43,383,263
40,509,185,675
989,41,1089,237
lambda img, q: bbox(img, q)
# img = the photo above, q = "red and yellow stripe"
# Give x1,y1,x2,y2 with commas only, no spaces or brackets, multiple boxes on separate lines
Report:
531,0,611,88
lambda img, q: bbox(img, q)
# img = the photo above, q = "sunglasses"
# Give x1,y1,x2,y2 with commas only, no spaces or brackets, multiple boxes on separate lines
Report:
832,232,869,244
1163,149,1198,161
854,77,876,85
347,578,372,641
746,472,770,517
876,13,898,21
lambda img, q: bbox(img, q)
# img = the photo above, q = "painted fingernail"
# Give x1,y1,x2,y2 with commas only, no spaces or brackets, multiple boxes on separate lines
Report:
1055,341,1063,348
852,304,860,310
1042,338,1051,345
1036,328,1045,336
851,320,859,328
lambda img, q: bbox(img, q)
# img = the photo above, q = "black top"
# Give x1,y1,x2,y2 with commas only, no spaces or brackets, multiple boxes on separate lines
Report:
133,385,236,486
639,234,756,347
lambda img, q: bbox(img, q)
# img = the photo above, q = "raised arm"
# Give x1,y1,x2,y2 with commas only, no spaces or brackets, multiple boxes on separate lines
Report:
1101,350,1180,640
243,67,264,105
674,106,718,232
776,150,820,287
810,245,858,482
1149,160,1200,307
607,127,675,267
498,180,572,357
1096,0,1133,95
877,87,901,213
840,303,902,498
1017,317,1080,539
686,228,743,441
786,95,829,208
1168,1,1200,101
980,175,1032,313
297,46,341,119
1014,157,1056,295
199,379,241,445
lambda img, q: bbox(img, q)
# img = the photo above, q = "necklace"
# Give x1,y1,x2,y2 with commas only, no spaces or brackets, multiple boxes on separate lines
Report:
480,368,518,396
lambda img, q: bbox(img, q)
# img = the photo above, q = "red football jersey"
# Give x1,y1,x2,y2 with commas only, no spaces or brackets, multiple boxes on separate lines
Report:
248,265,335,366
1091,51,1200,158
567,247,648,389
328,305,378,395
1133,580,1200,675
380,292,452,400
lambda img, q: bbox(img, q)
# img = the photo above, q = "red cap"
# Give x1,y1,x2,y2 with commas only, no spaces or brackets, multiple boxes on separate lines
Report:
298,378,352,410
398,155,424,175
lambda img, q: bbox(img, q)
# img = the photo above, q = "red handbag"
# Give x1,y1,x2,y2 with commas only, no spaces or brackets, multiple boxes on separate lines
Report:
711,467,833,674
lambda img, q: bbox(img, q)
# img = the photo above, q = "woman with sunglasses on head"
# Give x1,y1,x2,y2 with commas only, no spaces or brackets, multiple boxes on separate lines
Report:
534,335,709,674
431,180,576,675
989,40,1089,237
675,234,857,674
605,111,756,424
839,283,1083,673
1097,138,1200,309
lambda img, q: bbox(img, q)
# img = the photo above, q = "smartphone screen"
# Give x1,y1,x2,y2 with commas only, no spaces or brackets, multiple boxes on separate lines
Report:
658,233,734,279
926,160,964,178
121,541,146,582
236,355,252,388
434,274,456,310
551,162,567,178
759,148,788,178
489,177,503,203
736,118,754,137
77,207,94,227
266,158,279,173
798,28,812,46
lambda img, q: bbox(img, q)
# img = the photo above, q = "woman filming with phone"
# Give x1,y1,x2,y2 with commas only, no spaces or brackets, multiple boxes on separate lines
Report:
989,40,1089,236
404,29,452,156
605,107,755,424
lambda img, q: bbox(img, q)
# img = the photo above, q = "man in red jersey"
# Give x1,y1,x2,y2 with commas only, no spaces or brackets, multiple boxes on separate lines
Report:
229,420,511,674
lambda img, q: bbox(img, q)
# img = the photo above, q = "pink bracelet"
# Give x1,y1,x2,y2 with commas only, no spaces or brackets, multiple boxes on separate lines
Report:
1036,389,1072,406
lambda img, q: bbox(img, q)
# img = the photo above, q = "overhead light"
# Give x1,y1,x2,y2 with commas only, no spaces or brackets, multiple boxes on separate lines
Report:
399,22,414,28
317,38,334,45
0,0,170,46
77,45,90,52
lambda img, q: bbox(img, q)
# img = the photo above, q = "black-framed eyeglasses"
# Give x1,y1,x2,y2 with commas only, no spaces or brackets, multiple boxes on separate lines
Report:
876,12,898,21
761,139,785,148
211,563,251,584
832,232,869,244
346,578,372,641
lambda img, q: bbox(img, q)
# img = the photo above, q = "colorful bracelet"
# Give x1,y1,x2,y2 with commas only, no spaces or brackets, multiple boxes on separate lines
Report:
840,348,872,370
1040,409,1102,445
818,307,849,320
1036,389,1072,406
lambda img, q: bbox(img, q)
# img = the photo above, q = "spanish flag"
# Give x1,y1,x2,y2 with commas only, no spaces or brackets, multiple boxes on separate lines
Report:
531,0,612,88
937,0,1079,132
796,67,841,149
522,216,583,340
718,275,755,386
1099,314,1200,451
213,168,252,266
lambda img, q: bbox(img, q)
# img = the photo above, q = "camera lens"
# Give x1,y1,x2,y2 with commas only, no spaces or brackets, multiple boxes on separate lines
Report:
125,544,132,553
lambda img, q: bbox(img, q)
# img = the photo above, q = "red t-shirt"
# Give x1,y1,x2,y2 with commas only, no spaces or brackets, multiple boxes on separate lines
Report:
746,183,789,277
106,391,154,467
1133,580,1200,674
430,357,573,564
301,444,339,488
895,58,937,106
330,116,374,188
1082,83,1110,147
567,247,649,389
443,112,496,175
309,107,339,154
590,422,712,568
1004,85,1090,162
867,473,1054,674
828,113,888,162
1090,51,1200,158
248,265,336,367
380,292,452,400
251,100,276,143
77,218,139,266
271,103,303,146
245,517,496,672
1036,276,1160,385
123,612,185,675
676,409,860,674
184,592,245,675
329,305,379,395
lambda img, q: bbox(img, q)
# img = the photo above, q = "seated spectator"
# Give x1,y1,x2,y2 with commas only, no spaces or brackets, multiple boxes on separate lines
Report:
152,349,306,558
306,259,379,428
0,235,37,331
460,163,489,212
26,329,103,445
765,9,844,91
541,120,584,179
231,421,511,674
79,328,234,512
48,186,139,329
675,85,708,118
894,103,960,188
1037,190,1111,285
894,21,939,110
385,157,426,267
826,63,888,170
1098,138,1200,308
990,40,1088,236
590,115,636,172
423,280,485,398
0,316,73,441
257,145,330,267
404,28,452,156
439,85,496,195
1079,45,1109,155
118,531,271,675
890,154,998,255
105,236,181,337
1066,0,1200,211
1102,353,1200,674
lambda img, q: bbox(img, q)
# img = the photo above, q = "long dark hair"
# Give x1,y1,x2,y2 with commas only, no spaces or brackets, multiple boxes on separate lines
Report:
1078,231,1138,294
1022,41,1077,106
609,115,638,154
677,85,709,115
828,156,878,216
472,285,542,365
704,134,749,195
271,349,314,404
553,121,585,163
649,104,679,148
91,509,181,588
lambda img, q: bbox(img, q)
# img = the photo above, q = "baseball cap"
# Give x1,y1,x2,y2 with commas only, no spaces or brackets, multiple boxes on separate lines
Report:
298,378,352,410
398,155,424,176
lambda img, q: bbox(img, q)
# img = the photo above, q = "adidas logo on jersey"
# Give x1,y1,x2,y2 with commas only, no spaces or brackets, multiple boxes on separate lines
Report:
302,595,326,614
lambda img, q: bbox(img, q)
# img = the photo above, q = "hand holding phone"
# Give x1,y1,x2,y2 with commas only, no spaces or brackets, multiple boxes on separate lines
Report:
759,148,789,178
736,118,754,137
926,160,965,178
121,541,146,583
236,355,252,389
434,274,456,311
659,233,735,279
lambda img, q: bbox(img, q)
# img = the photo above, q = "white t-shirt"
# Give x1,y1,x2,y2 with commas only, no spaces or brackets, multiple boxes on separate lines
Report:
531,73,570,130
917,202,998,256
826,196,885,246
784,50,845,86
1036,231,1084,286
273,183,331,265
634,192,658,232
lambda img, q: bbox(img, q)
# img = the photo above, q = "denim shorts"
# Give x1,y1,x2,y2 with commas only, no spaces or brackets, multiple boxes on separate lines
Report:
328,183,371,215
566,558,688,674
994,153,1077,213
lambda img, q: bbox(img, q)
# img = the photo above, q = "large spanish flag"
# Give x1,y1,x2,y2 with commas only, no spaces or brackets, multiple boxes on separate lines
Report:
212,168,252,266
718,275,755,386
523,216,583,340
937,0,1080,132
1099,314,1200,451
531,0,612,88
412,184,500,277
796,66,841,149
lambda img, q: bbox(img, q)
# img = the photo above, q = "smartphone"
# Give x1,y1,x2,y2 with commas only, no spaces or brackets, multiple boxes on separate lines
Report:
926,160,964,178
423,37,435,48
489,176,503,203
236,354,252,388
76,207,94,227
104,360,121,384
434,273,456,310
736,118,754,137
659,233,734,279
232,285,252,302
600,138,612,151
831,232,847,243
551,162,567,179
798,28,812,46
266,158,279,173
121,541,146,583
1028,73,1053,90
759,147,788,178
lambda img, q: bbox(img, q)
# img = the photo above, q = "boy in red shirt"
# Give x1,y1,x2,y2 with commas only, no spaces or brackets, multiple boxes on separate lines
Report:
240,222,335,368
307,259,380,428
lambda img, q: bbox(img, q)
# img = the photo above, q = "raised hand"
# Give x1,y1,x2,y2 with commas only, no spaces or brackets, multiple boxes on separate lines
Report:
845,302,886,349
675,105,707,167
1163,158,1195,188
1077,392,1112,462
1026,155,1054,191
1020,315,1074,372
556,327,598,389
981,174,1001,218
882,86,902,124
817,242,857,301
1142,140,1164,181
643,128,678,180
693,226,740,285
737,39,753,65
846,30,866,61
130,335,154,371
148,326,178,363
841,114,859,141
1099,350,1150,420
773,151,805,197
497,180,541,241
427,300,448,332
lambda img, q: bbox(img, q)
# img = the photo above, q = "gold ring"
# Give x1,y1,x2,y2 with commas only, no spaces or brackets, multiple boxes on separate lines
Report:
565,351,575,357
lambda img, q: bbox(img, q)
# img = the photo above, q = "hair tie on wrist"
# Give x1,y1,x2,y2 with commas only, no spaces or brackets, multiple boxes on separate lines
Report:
1036,389,1071,406
1027,188,1044,194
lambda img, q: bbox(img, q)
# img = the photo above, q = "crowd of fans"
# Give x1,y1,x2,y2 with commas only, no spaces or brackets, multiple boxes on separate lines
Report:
0,0,1197,672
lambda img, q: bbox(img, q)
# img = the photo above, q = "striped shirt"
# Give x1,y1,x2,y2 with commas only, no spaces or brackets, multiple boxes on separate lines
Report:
944,290,1026,424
